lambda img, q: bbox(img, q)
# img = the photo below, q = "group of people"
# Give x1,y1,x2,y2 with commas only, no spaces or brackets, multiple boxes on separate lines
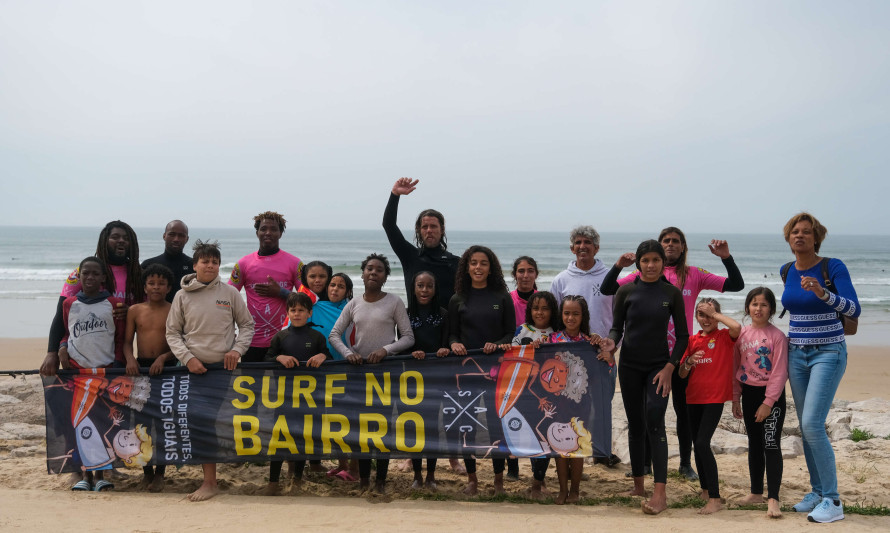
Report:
37,180,859,523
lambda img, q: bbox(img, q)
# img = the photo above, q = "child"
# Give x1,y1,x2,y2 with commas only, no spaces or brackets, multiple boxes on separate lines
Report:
297,260,332,303
311,272,354,360
263,292,330,495
122,263,177,492
330,253,414,493
548,295,604,504
732,287,788,519
166,240,255,502
405,271,450,490
505,291,560,499
58,256,126,491
678,298,741,514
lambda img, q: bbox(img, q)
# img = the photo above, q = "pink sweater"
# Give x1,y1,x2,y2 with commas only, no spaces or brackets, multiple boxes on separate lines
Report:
732,324,788,407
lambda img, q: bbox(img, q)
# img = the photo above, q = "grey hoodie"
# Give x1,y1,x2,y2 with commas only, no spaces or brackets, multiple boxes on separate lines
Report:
549,258,614,337
166,274,255,366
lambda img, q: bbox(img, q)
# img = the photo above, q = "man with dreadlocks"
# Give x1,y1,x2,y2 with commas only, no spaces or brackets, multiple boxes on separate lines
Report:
383,177,460,302
41,221,143,376
601,227,744,482
228,211,304,363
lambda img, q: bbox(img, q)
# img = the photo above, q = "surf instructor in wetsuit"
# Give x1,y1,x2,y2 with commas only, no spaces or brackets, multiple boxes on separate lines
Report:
382,178,460,303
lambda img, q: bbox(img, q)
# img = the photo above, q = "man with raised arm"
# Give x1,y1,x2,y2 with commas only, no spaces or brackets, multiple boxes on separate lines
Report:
382,178,460,303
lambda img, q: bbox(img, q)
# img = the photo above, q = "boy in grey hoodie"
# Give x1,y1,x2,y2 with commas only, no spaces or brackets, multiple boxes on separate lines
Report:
166,240,254,501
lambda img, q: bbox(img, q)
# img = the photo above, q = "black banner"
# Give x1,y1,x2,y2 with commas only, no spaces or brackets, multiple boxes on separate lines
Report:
44,342,613,473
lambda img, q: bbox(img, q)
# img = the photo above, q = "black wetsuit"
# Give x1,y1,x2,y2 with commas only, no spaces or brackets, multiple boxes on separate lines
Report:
608,278,688,484
141,251,194,303
264,325,329,481
382,193,460,302
448,287,515,475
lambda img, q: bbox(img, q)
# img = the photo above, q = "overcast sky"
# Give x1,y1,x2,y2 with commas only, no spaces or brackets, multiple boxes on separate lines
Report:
1,1,888,234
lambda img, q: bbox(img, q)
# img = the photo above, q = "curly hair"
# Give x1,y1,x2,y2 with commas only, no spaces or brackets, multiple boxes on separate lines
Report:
554,350,588,403
95,221,143,305
254,211,287,232
524,291,560,331
454,245,507,296
141,263,174,288
121,424,153,468
361,253,391,277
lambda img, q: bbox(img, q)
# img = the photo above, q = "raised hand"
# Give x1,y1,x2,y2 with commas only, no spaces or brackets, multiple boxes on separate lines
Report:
615,252,635,268
708,239,731,259
391,177,419,196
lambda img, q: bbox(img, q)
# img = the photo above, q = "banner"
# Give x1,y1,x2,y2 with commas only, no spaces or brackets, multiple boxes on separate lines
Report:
43,342,613,474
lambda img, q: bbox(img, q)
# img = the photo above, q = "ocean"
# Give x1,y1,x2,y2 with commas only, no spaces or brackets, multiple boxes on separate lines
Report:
1,226,887,345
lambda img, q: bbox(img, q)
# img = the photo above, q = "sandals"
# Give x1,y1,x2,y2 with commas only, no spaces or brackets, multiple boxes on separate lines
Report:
335,470,358,482
326,467,344,478
71,479,91,491
93,479,114,491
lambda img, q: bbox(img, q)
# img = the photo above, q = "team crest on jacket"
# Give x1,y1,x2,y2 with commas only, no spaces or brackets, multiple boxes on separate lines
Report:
707,338,716,349
230,264,241,284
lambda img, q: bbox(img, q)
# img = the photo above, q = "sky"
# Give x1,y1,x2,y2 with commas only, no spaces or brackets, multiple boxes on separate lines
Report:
1,1,888,234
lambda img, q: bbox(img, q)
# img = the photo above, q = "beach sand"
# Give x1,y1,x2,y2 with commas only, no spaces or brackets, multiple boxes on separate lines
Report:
2,338,888,531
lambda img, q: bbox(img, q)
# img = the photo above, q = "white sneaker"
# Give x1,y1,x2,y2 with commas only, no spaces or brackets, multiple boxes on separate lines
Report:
807,498,844,523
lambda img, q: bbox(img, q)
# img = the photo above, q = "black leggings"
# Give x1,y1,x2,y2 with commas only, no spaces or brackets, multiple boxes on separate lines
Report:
412,458,437,476
464,457,505,475
619,364,670,484
358,459,390,482
687,403,724,498
671,370,694,466
741,384,785,500
269,460,306,482
531,457,550,482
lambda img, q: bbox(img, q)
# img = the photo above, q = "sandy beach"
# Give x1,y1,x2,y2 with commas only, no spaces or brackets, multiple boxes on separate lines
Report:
2,338,888,531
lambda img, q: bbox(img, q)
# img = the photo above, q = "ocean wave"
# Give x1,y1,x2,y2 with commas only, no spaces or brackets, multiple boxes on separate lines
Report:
0,268,73,281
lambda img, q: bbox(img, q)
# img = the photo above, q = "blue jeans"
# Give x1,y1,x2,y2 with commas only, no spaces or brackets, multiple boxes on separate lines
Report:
787,341,847,501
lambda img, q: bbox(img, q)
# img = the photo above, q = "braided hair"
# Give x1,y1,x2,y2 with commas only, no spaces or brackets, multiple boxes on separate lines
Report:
95,221,143,304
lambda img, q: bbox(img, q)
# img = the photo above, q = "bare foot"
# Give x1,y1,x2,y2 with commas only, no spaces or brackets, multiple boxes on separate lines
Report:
739,493,766,505
149,475,165,493
698,489,709,501
767,498,782,518
555,490,568,505
641,496,667,515
493,474,505,495
260,481,281,496
463,481,478,496
625,488,648,497
398,458,413,473
289,479,303,495
699,498,724,515
566,490,580,504
530,481,545,501
188,481,219,502
449,458,467,475
137,474,153,491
